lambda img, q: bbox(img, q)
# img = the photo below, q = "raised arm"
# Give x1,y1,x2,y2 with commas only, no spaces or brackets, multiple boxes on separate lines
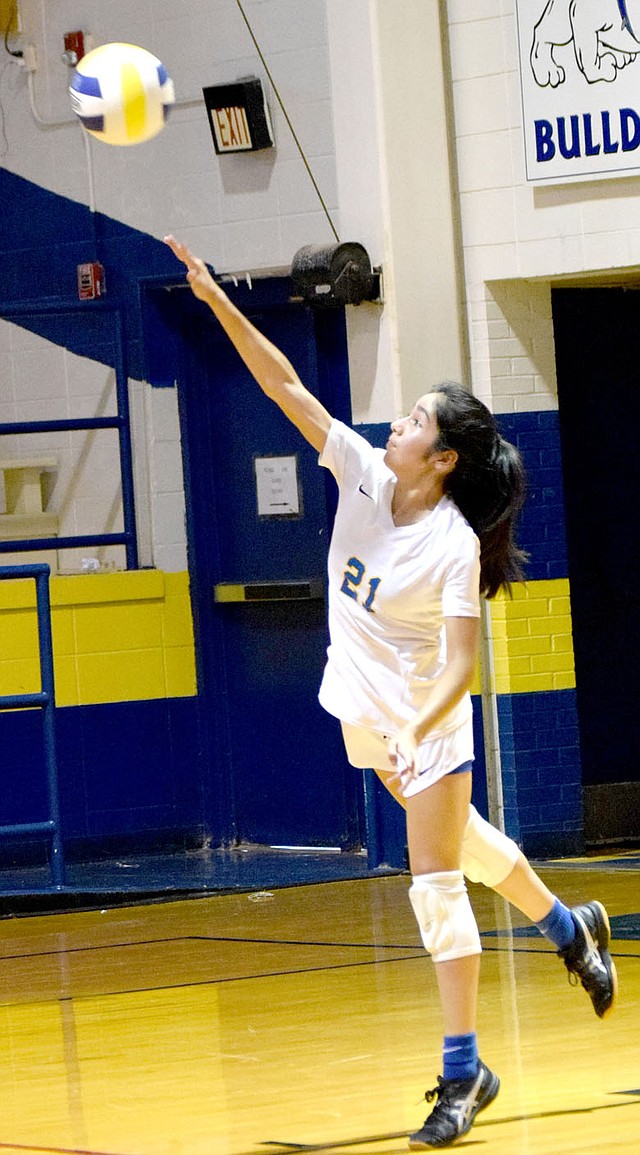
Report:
164,235,333,453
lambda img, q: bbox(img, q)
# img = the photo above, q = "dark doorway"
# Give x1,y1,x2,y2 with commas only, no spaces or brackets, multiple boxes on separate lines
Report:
551,287,640,841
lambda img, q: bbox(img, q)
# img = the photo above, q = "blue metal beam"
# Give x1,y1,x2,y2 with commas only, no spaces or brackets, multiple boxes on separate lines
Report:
0,564,66,889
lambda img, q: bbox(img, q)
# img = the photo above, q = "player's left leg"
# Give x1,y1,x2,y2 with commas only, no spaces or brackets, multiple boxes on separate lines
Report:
403,771,500,1149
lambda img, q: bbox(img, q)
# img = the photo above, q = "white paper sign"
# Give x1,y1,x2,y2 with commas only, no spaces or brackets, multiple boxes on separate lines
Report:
255,455,300,516
515,2,640,183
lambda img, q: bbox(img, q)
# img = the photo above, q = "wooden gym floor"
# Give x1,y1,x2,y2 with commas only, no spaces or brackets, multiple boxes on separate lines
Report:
0,857,637,1155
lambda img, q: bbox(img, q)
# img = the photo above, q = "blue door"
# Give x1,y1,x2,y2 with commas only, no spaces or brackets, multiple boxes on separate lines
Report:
179,278,363,849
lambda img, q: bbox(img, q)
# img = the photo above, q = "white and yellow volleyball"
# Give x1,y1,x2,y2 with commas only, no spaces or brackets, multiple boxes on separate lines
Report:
69,43,175,146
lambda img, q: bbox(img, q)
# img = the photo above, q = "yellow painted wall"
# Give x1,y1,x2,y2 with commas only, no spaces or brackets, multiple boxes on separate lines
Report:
0,569,197,707
464,579,574,697
0,1,18,36
488,578,575,695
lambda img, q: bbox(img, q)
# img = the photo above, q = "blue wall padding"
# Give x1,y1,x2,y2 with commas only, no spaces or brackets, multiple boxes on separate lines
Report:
0,697,203,862
500,688,583,856
495,410,568,581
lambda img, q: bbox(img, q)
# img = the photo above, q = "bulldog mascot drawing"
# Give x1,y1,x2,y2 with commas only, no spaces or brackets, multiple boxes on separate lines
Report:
531,0,640,86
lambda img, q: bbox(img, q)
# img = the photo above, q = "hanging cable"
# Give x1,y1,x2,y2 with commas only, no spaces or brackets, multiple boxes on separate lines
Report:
234,0,339,243
0,62,10,155
27,68,76,127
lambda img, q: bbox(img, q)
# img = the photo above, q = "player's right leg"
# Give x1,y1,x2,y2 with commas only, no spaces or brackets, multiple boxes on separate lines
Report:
461,805,617,1018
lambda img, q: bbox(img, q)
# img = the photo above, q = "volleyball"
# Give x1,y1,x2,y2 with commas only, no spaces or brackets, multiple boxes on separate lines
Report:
69,43,175,146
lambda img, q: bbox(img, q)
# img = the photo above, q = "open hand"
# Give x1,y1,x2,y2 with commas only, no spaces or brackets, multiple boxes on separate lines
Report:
387,727,420,790
164,235,218,302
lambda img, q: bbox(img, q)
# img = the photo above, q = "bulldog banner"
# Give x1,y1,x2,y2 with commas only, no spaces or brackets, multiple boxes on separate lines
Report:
515,1,640,182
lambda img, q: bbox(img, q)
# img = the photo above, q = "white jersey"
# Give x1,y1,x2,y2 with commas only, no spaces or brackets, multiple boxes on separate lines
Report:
318,420,480,738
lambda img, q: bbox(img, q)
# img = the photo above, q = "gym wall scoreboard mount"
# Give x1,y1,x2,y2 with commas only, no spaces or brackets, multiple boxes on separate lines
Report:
515,1,640,184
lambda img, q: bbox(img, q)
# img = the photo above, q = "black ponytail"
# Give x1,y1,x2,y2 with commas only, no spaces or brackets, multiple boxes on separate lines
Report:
430,382,528,599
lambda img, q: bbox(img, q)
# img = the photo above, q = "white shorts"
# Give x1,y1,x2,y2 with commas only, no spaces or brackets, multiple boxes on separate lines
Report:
340,720,474,798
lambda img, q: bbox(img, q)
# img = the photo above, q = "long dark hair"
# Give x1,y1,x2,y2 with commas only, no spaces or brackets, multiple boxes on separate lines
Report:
430,382,527,599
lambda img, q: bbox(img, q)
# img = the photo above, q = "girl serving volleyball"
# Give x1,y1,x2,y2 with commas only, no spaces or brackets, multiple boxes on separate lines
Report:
165,234,616,1150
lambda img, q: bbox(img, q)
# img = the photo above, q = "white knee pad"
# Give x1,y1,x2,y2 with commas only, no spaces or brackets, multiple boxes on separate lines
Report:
461,804,520,888
409,870,481,963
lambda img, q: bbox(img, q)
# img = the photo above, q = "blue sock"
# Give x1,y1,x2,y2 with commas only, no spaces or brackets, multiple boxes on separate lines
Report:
443,1033,478,1082
536,898,575,950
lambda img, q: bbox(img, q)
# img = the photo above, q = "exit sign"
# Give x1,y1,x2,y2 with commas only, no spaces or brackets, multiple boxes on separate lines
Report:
203,78,274,154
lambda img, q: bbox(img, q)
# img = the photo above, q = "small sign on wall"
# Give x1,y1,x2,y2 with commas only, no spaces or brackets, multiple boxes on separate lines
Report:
515,2,640,183
203,78,274,154
255,455,300,517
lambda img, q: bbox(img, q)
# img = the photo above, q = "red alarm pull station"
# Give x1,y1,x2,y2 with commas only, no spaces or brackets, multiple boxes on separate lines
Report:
63,31,85,65
77,263,105,301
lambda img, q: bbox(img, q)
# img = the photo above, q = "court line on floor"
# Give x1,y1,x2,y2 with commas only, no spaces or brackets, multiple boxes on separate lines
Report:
0,1144,123,1154
0,937,420,962
0,938,637,1008
1,930,637,965
257,1094,640,1152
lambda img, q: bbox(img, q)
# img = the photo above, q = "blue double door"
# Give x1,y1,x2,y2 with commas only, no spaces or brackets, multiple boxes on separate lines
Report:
178,279,364,849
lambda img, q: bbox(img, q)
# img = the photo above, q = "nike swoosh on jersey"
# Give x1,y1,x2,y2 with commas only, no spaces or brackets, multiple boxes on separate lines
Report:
358,484,372,499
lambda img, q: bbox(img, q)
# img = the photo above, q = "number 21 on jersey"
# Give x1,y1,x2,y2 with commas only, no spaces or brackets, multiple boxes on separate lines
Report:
340,556,381,613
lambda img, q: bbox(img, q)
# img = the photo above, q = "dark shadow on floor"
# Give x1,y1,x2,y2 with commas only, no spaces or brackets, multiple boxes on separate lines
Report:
0,845,404,917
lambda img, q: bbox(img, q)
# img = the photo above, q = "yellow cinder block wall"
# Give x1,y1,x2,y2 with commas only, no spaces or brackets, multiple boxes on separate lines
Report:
0,570,197,706
469,579,575,696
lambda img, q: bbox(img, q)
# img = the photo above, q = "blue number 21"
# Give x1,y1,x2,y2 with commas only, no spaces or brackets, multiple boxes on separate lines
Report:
340,556,381,613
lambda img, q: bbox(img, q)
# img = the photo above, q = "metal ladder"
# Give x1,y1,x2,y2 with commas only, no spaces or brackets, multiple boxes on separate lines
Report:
0,563,65,890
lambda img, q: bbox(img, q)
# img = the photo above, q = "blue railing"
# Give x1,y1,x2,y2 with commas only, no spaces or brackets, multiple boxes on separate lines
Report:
0,306,138,569
0,564,65,889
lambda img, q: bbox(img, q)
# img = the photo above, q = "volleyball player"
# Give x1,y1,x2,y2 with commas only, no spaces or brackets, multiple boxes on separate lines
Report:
165,235,617,1149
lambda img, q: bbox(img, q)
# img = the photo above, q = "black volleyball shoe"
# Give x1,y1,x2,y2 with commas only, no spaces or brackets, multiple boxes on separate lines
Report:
408,1060,500,1149
557,900,618,1018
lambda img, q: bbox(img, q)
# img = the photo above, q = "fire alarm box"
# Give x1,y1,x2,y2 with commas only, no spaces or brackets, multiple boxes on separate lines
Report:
63,31,85,65
77,262,105,300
